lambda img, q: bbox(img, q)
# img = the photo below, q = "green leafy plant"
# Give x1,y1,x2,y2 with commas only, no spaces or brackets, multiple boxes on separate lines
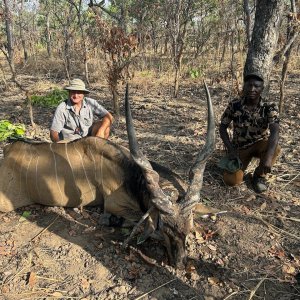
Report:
0,120,26,141
30,88,68,108
189,68,203,79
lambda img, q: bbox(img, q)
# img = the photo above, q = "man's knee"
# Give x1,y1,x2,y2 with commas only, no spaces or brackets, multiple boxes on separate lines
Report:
223,170,244,186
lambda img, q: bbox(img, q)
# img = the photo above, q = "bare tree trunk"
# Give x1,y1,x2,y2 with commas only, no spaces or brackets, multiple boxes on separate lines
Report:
46,12,52,57
111,84,120,117
244,0,285,96
19,0,28,63
0,62,8,90
174,64,180,98
68,0,90,83
243,0,252,48
63,24,71,78
3,0,15,75
279,0,297,113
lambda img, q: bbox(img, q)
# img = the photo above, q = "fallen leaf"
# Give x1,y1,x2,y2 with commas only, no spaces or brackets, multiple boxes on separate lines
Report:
282,264,296,275
80,278,90,291
52,292,63,297
203,230,217,241
207,244,217,251
208,276,220,285
240,205,251,214
0,240,16,256
2,216,10,223
194,231,205,243
185,261,196,273
210,215,217,221
68,230,77,237
1,285,9,294
28,272,37,288
246,195,256,202
260,202,267,210
268,246,285,259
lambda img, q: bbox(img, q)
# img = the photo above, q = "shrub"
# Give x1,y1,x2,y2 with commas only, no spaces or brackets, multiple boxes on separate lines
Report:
0,120,26,141
30,88,68,108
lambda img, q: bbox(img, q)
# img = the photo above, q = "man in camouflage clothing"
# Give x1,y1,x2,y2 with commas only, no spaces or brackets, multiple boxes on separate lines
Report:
219,72,280,193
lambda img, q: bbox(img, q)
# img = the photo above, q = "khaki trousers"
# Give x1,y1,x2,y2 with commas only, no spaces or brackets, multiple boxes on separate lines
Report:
223,140,281,186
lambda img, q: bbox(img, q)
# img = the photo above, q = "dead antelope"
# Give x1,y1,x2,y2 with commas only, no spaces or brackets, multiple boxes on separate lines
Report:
0,83,215,267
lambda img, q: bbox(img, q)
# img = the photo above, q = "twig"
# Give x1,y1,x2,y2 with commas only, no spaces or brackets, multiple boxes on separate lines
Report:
282,172,300,188
36,275,63,282
128,245,159,266
260,212,300,223
258,215,300,240
30,215,60,242
226,196,246,202
248,276,267,300
223,291,239,300
134,278,177,300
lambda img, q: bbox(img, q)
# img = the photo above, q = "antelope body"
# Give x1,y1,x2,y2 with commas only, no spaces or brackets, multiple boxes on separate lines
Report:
0,84,215,267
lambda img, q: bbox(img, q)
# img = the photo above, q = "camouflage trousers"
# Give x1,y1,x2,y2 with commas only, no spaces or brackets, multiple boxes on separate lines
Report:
223,140,281,186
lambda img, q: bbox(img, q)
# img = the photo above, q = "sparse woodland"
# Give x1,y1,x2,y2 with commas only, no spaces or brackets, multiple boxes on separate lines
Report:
0,1,299,299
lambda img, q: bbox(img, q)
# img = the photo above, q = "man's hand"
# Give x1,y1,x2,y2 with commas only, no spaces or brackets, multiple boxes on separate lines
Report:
50,130,61,142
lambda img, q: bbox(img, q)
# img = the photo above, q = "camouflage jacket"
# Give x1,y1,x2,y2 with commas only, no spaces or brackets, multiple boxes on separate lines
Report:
220,97,280,149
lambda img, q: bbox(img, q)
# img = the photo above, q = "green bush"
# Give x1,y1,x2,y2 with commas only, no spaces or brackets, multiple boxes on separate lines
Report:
30,88,68,108
0,120,26,141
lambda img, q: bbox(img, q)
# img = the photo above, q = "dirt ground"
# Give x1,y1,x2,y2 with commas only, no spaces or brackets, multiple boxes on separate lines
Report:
0,73,299,300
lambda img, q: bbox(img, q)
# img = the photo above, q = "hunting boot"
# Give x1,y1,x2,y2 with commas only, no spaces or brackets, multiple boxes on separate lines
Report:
252,174,268,193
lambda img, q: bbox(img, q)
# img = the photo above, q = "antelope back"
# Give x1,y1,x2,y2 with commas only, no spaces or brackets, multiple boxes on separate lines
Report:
0,138,136,212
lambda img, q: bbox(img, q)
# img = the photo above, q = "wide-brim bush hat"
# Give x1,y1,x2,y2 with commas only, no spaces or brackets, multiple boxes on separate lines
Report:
65,78,90,93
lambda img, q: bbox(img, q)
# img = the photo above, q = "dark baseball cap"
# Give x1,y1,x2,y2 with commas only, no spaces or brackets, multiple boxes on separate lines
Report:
244,72,264,82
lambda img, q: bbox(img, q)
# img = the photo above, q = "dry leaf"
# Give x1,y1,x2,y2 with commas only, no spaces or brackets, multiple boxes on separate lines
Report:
268,246,285,259
194,231,205,243
210,215,217,221
282,264,296,275
2,216,10,223
28,272,37,288
68,230,77,237
185,260,196,273
80,278,90,291
208,277,220,285
52,291,64,297
260,202,267,210
0,240,16,256
1,285,9,294
207,244,217,251
240,205,251,214
203,230,217,241
246,195,256,202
